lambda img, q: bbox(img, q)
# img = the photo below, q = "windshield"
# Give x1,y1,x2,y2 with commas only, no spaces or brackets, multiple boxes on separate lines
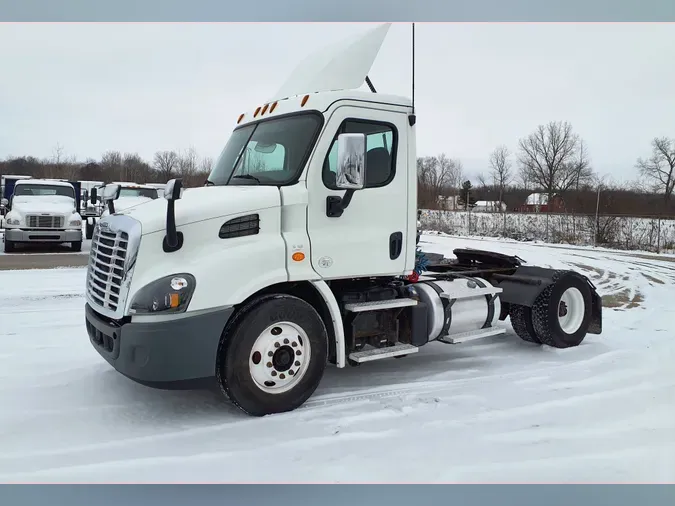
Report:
119,187,158,199
207,112,323,186
14,184,75,199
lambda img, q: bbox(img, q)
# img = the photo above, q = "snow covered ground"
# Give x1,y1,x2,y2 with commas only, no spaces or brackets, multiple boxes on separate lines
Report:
0,234,674,483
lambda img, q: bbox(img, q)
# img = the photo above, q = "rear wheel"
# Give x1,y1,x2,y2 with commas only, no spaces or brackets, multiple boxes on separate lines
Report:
509,304,541,344
70,241,82,252
217,294,328,416
531,271,592,348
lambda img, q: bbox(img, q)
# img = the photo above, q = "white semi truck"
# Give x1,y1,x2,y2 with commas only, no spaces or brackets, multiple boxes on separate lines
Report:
84,24,603,417
3,178,83,252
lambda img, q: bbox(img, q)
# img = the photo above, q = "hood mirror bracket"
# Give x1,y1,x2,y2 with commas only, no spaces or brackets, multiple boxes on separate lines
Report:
162,178,184,253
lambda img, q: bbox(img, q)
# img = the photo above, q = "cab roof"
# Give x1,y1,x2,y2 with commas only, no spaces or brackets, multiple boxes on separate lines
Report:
15,179,74,188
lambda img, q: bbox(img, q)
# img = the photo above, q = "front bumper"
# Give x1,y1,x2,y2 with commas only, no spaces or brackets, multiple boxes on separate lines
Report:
4,228,82,243
85,303,234,389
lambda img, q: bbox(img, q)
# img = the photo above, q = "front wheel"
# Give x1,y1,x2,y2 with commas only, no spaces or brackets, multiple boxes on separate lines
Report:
70,240,82,252
217,294,329,416
3,238,15,253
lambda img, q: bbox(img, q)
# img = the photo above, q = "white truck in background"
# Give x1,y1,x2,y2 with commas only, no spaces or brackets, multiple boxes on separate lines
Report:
143,183,167,198
3,179,83,253
84,24,603,417
85,182,160,239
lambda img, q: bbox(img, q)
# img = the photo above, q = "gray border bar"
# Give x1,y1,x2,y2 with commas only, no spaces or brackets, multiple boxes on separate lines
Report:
1,0,674,21
1,485,674,505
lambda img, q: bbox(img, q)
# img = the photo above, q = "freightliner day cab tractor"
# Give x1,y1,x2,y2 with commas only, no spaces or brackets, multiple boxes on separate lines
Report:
84,24,603,417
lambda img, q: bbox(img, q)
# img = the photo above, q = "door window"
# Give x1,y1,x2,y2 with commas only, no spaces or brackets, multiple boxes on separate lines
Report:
323,120,397,190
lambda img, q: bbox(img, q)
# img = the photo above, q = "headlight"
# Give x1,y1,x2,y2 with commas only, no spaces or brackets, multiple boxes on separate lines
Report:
6,217,20,226
129,274,196,315
69,219,82,227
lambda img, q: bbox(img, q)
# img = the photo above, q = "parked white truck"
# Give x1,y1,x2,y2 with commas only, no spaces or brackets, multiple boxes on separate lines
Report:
3,179,83,252
84,24,603,417
85,182,160,239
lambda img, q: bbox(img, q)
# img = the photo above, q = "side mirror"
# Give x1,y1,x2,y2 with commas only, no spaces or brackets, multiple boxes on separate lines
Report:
101,184,121,202
101,184,121,215
90,187,98,204
335,133,366,190
163,178,184,253
164,178,184,201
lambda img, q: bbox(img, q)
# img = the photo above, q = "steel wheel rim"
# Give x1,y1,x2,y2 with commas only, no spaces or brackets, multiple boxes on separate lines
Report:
557,287,585,334
249,321,311,394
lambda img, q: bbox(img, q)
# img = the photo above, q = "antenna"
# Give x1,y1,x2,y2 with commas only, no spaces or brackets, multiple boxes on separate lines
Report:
409,22,417,126
412,22,415,114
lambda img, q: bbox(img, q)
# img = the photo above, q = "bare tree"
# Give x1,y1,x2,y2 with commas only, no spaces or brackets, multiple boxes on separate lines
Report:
416,154,463,209
177,146,199,179
153,150,178,181
199,156,213,173
636,137,675,208
122,152,150,182
489,145,513,210
100,150,123,181
51,142,65,167
517,121,593,208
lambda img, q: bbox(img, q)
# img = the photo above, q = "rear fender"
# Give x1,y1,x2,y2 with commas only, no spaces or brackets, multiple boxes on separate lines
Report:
496,266,602,334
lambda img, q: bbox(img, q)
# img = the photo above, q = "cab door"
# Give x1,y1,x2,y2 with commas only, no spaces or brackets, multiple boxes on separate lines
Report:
306,104,410,280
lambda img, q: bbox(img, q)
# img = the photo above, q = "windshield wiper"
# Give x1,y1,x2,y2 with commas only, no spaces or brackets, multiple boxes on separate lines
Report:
231,174,261,184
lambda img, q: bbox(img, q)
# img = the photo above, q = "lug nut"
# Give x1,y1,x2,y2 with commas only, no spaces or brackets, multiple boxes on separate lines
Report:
267,362,273,368
274,342,280,348
268,351,273,357
292,342,297,347
295,350,301,356
295,361,301,367
271,371,277,377
288,370,294,376
283,338,289,344
279,373,286,379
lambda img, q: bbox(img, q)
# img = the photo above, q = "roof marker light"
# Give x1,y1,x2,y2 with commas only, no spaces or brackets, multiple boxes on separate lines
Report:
301,95,309,107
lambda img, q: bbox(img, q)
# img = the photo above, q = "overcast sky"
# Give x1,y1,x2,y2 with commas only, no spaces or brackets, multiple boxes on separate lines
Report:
0,22,673,183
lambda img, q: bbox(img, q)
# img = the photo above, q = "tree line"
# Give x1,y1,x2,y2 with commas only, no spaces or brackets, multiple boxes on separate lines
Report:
2,120,674,218
0,144,214,189
417,121,675,218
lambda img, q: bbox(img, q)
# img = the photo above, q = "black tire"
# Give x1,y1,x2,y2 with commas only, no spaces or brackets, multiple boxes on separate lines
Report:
70,241,82,252
531,270,593,349
3,239,15,253
85,221,94,240
509,304,541,344
217,294,329,416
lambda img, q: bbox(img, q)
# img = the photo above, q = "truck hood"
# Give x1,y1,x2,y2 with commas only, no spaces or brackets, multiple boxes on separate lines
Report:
112,196,155,212
11,196,77,215
115,185,281,235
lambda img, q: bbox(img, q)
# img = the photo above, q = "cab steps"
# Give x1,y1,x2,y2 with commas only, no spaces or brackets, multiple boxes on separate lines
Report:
348,343,418,363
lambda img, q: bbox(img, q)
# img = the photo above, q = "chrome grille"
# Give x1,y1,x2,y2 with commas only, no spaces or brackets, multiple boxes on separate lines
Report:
86,224,129,313
26,215,64,229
